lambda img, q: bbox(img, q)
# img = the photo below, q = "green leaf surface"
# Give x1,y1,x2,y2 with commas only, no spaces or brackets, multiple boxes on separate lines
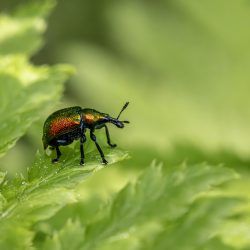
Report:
40,163,239,250
41,219,85,250
0,145,128,249
0,220,35,250
146,197,239,250
0,57,73,158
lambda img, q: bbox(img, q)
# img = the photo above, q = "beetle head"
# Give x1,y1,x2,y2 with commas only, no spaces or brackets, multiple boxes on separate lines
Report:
106,102,130,128
108,118,125,128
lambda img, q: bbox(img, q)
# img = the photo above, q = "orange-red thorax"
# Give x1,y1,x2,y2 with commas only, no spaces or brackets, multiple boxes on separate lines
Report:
82,109,107,126
83,113,102,124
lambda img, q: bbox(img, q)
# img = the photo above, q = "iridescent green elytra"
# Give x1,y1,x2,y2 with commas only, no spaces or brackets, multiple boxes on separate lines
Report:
42,102,129,165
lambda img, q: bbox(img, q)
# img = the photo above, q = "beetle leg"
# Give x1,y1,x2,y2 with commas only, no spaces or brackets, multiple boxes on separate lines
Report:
90,130,108,164
80,134,86,165
52,146,61,163
104,125,117,148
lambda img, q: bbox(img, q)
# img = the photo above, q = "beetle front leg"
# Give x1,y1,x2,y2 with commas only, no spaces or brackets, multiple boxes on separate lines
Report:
104,125,117,148
90,130,108,164
52,146,61,163
80,134,86,165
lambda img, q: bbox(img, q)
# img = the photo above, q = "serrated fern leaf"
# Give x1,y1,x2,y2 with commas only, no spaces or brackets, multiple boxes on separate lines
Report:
0,145,128,249
40,163,239,250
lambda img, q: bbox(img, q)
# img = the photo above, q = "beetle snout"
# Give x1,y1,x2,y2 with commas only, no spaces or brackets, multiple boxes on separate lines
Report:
109,118,124,128
115,121,124,128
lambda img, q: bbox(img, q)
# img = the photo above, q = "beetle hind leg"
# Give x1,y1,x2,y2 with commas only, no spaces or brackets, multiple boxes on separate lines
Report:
52,146,61,163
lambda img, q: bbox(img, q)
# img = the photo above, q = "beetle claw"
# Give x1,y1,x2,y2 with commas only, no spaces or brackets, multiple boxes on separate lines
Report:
102,159,108,165
80,160,85,166
52,158,59,163
110,144,117,148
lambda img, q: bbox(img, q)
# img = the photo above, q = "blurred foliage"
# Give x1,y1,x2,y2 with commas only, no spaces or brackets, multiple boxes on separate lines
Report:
0,145,127,249
1,0,250,249
39,163,240,250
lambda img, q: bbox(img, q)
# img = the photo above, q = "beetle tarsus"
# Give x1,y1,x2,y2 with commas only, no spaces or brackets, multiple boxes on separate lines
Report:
52,158,59,163
102,159,108,165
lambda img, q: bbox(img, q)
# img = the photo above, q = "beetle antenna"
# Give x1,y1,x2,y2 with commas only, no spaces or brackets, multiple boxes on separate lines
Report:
117,102,129,120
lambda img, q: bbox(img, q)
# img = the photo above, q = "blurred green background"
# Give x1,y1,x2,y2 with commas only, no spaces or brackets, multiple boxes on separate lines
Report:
1,0,250,200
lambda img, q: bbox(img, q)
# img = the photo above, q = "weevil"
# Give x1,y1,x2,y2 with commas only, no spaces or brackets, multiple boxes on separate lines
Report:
42,102,129,165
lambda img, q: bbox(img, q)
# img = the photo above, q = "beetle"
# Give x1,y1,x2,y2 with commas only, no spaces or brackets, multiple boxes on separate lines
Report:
42,102,129,165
